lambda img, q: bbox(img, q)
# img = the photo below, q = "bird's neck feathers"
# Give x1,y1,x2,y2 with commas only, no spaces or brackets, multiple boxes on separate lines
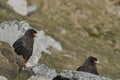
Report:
83,60,95,66
23,33,34,38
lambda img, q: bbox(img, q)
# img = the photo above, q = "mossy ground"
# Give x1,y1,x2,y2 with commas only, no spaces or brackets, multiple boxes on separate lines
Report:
0,0,120,79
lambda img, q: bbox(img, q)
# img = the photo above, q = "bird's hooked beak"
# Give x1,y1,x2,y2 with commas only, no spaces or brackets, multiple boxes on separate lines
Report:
94,60,100,64
32,32,38,37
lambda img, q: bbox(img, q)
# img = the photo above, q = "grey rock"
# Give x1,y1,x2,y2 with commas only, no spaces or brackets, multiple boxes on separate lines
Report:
7,0,27,15
59,70,112,80
27,65,112,80
27,4,37,16
28,76,46,80
0,20,62,67
7,0,37,16
32,64,57,80
0,76,8,80
60,70,73,79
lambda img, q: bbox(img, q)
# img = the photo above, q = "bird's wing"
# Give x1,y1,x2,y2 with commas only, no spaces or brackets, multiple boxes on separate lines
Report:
13,38,33,60
13,38,25,49
92,67,99,75
13,38,26,55
76,66,85,71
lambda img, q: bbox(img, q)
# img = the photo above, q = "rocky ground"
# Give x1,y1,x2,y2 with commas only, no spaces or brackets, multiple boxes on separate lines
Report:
0,21,117,80
0,41,113,80
0,21,116,80
27,64,112,80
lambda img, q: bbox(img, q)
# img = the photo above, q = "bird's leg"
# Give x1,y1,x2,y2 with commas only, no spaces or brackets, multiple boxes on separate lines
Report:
21,59,28,70
24,59,28,67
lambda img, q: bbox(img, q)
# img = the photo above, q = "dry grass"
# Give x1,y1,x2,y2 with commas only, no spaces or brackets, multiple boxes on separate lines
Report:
0,0,120,79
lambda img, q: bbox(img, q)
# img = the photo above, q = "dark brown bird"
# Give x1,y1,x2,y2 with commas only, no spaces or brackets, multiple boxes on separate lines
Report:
76,56,99,75
13,29,37,66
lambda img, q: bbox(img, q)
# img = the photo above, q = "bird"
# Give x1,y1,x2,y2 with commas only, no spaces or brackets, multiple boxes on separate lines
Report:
76,56,99,75
13,29,37,66
53,75,70,80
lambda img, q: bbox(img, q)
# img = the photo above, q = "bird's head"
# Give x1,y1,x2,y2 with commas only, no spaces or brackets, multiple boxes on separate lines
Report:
25,29,37,38
85,56,100,65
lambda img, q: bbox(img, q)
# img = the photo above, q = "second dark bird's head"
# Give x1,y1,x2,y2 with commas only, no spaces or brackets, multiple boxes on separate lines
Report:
84,56,99,65
24,29,37,38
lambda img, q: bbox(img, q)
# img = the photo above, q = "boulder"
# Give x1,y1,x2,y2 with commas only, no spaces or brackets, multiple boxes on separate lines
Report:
7,0,37,16
7,0,27,15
